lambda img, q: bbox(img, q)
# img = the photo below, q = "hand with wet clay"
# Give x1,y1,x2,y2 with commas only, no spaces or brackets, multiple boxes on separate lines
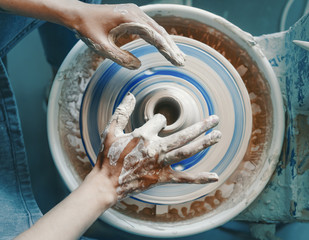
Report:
0,1,184,70
72,3,185,69
94,93,221,200
16,92,221,240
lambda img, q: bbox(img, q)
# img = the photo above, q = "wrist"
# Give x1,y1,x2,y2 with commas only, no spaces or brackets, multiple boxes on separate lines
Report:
57,0,86,29
82,167,118,210
40,0,87,28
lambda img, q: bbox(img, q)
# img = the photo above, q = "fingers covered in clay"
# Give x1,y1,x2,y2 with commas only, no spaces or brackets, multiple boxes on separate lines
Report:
161,130,222,166
133,113,166,138
72,3,185,69
116,168,219,199
160,115,220,153
141,16,186,66
92,38,141,70
105,93,136,137
97,93,221,200
161,170,219,184
108,22,186,68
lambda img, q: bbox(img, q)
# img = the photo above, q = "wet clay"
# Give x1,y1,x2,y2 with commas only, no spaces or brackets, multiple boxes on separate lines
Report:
153,97,181,126
113,16,273,221
58,15,273,222
58,49,103,182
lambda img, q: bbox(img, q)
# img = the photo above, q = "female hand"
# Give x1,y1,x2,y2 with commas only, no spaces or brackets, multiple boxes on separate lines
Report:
69,3,185,69
94,93,222,200
0,1,185,69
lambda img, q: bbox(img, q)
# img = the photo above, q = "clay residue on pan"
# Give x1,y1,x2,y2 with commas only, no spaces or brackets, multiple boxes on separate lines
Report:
115,188,229,222
58,48,104,181
57,16,273,222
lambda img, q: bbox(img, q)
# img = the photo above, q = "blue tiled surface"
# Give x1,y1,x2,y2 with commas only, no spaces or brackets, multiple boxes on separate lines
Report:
6,0,309,239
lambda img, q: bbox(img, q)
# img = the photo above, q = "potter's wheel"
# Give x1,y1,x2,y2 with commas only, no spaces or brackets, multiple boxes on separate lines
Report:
47,4,284,238
80,36,252,205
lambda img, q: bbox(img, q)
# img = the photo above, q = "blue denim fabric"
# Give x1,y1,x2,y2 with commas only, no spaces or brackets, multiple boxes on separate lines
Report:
38,23,79,71
0,59,43,239
0,14,43,58
0,58,98,240
0,0,101,60
0,1,100,239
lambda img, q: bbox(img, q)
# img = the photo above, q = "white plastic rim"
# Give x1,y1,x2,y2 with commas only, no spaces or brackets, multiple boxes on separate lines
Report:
47,4,285,238
48,41,85,192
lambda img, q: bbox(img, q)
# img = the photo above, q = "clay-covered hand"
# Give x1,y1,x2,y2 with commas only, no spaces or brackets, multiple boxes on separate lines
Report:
94,93,222,200
70,3,185,69
0,1,184,68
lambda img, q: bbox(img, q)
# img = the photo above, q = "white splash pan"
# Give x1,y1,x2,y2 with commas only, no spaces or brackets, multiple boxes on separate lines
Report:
47,4,284,238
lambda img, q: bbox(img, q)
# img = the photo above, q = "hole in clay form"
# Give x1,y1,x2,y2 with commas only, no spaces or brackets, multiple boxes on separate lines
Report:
153,97,181,126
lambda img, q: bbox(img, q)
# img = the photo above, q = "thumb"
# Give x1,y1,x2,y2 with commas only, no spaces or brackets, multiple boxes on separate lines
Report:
76,30,141,70
98,39,141,70
109,22,185,67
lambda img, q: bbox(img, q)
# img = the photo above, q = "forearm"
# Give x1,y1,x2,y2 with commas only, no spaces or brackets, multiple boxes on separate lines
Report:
15,168,117,240
0,0,84,27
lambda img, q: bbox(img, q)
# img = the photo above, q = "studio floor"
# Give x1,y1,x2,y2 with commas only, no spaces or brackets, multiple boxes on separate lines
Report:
6,0,309,239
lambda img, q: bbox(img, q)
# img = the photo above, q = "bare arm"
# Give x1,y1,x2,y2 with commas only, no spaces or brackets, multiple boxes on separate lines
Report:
16,93,221,240
15,170,117,240
0,0,185,69
0,0,76,25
